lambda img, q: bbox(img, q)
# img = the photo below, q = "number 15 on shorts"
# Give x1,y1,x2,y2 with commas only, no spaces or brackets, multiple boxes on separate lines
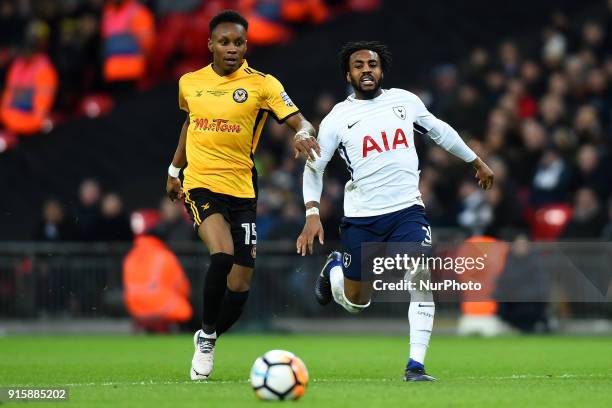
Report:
241,223,257,245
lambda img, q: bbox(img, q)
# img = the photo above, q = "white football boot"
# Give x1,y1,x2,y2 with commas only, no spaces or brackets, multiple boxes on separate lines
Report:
190,329,216,380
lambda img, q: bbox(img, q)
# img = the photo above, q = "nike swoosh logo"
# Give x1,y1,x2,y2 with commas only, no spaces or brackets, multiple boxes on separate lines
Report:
348,120,361,129
418,303,434,307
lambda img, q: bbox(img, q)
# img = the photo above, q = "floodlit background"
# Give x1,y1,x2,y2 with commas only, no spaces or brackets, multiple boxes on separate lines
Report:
0,0,611,336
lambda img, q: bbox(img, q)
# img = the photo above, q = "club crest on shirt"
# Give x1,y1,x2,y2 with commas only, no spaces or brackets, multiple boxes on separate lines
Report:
393,106,406,120
251,245,257,259
233,88,248,103
343,252,352,268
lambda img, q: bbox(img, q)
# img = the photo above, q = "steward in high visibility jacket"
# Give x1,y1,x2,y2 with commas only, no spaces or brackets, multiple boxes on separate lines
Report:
101,0,155,83
0,52,57,135
123,235,193,324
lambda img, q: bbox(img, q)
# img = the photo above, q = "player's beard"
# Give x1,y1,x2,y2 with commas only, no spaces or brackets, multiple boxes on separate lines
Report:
350,76,382,99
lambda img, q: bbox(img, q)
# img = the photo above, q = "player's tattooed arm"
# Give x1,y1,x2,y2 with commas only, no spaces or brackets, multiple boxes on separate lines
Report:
471,157,495,190
297,201,325,256
285,113,320,161
166,117,188,201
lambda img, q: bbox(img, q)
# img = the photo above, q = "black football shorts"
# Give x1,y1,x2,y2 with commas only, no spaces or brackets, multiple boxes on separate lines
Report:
184,187,257,268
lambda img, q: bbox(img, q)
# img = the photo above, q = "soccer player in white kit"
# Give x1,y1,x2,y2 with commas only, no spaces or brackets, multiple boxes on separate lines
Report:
296,41,494,381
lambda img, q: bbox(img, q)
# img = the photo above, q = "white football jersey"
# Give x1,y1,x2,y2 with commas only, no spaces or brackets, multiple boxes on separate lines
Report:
304,88,476,217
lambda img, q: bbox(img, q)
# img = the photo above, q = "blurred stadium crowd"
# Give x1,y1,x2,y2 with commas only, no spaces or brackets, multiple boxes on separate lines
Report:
0,0,378,138
1,0,612,244
257,4,612,243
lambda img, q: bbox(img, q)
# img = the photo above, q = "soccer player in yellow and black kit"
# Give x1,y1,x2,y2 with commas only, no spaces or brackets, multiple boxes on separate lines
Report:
165,10,319,380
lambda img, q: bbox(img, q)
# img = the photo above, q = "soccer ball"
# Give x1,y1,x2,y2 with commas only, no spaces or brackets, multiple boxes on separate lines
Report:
250,350,309,401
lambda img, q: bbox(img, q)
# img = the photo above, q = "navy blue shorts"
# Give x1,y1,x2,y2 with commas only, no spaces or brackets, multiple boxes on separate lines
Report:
339,205,432,281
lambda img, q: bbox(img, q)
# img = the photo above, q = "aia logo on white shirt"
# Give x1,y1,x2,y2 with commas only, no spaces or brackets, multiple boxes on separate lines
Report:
362,128,409,157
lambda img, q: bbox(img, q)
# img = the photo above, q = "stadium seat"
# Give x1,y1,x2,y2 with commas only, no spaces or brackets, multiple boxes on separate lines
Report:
78,94,115,118
530,204,573,240
130,209,161,235
0,130,18,153
149,13,188,80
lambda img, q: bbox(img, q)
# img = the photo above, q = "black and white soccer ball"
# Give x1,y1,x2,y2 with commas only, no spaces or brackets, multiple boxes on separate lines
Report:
250,350,309,401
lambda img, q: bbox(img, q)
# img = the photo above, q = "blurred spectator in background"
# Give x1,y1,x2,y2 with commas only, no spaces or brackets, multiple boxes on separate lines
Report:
463,47,490,93
496,233,551,333
156,0,202,15
561,187,606,239
0,0,25,83
514,118,546,186
570,144,610,200
268,200,304,239
33,199,75,241
457,179,493,235
530,148,571,206
601,199,612,241
95,192,133,241
239,0,290,46
0,21,57,135
483,157,524,236
498,40,520,77
101,0,154,94
156,196,194,242
431,64,457,115
573,104,603,145
281,0,329,24
73,179,102,240
54,0,102,111
123,231,192,333
443,84,487,138
236,0,330,46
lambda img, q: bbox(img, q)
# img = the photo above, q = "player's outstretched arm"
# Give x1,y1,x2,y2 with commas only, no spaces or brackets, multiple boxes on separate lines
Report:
285,113,320,161
470,156,494,190
166,117,188,201
297,201,325,256
296,112,339,255
410,92,495,191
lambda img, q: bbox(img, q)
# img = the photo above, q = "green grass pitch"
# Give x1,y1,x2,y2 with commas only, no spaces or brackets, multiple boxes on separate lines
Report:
1,334,611,407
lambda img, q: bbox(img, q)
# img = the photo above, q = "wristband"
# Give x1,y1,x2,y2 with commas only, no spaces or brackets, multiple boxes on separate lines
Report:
168,164,181,178
295,130,311,141
305,207,320,217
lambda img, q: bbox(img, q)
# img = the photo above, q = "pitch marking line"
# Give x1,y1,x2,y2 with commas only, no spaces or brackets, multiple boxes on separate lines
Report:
48,373,610,388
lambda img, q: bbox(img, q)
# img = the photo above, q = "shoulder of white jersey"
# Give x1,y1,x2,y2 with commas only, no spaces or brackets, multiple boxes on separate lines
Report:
319,99,352,128
388,88,421,102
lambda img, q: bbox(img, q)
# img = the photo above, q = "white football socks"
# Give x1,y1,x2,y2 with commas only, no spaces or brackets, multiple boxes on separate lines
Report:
329,265,344,298
329,265,369,314
408,295,435,365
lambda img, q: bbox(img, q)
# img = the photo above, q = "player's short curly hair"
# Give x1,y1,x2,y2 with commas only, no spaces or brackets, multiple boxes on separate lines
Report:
209,10,248,33
339,41,392,77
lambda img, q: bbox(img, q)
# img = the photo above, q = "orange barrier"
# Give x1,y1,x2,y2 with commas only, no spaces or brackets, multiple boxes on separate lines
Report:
0,53,57,135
